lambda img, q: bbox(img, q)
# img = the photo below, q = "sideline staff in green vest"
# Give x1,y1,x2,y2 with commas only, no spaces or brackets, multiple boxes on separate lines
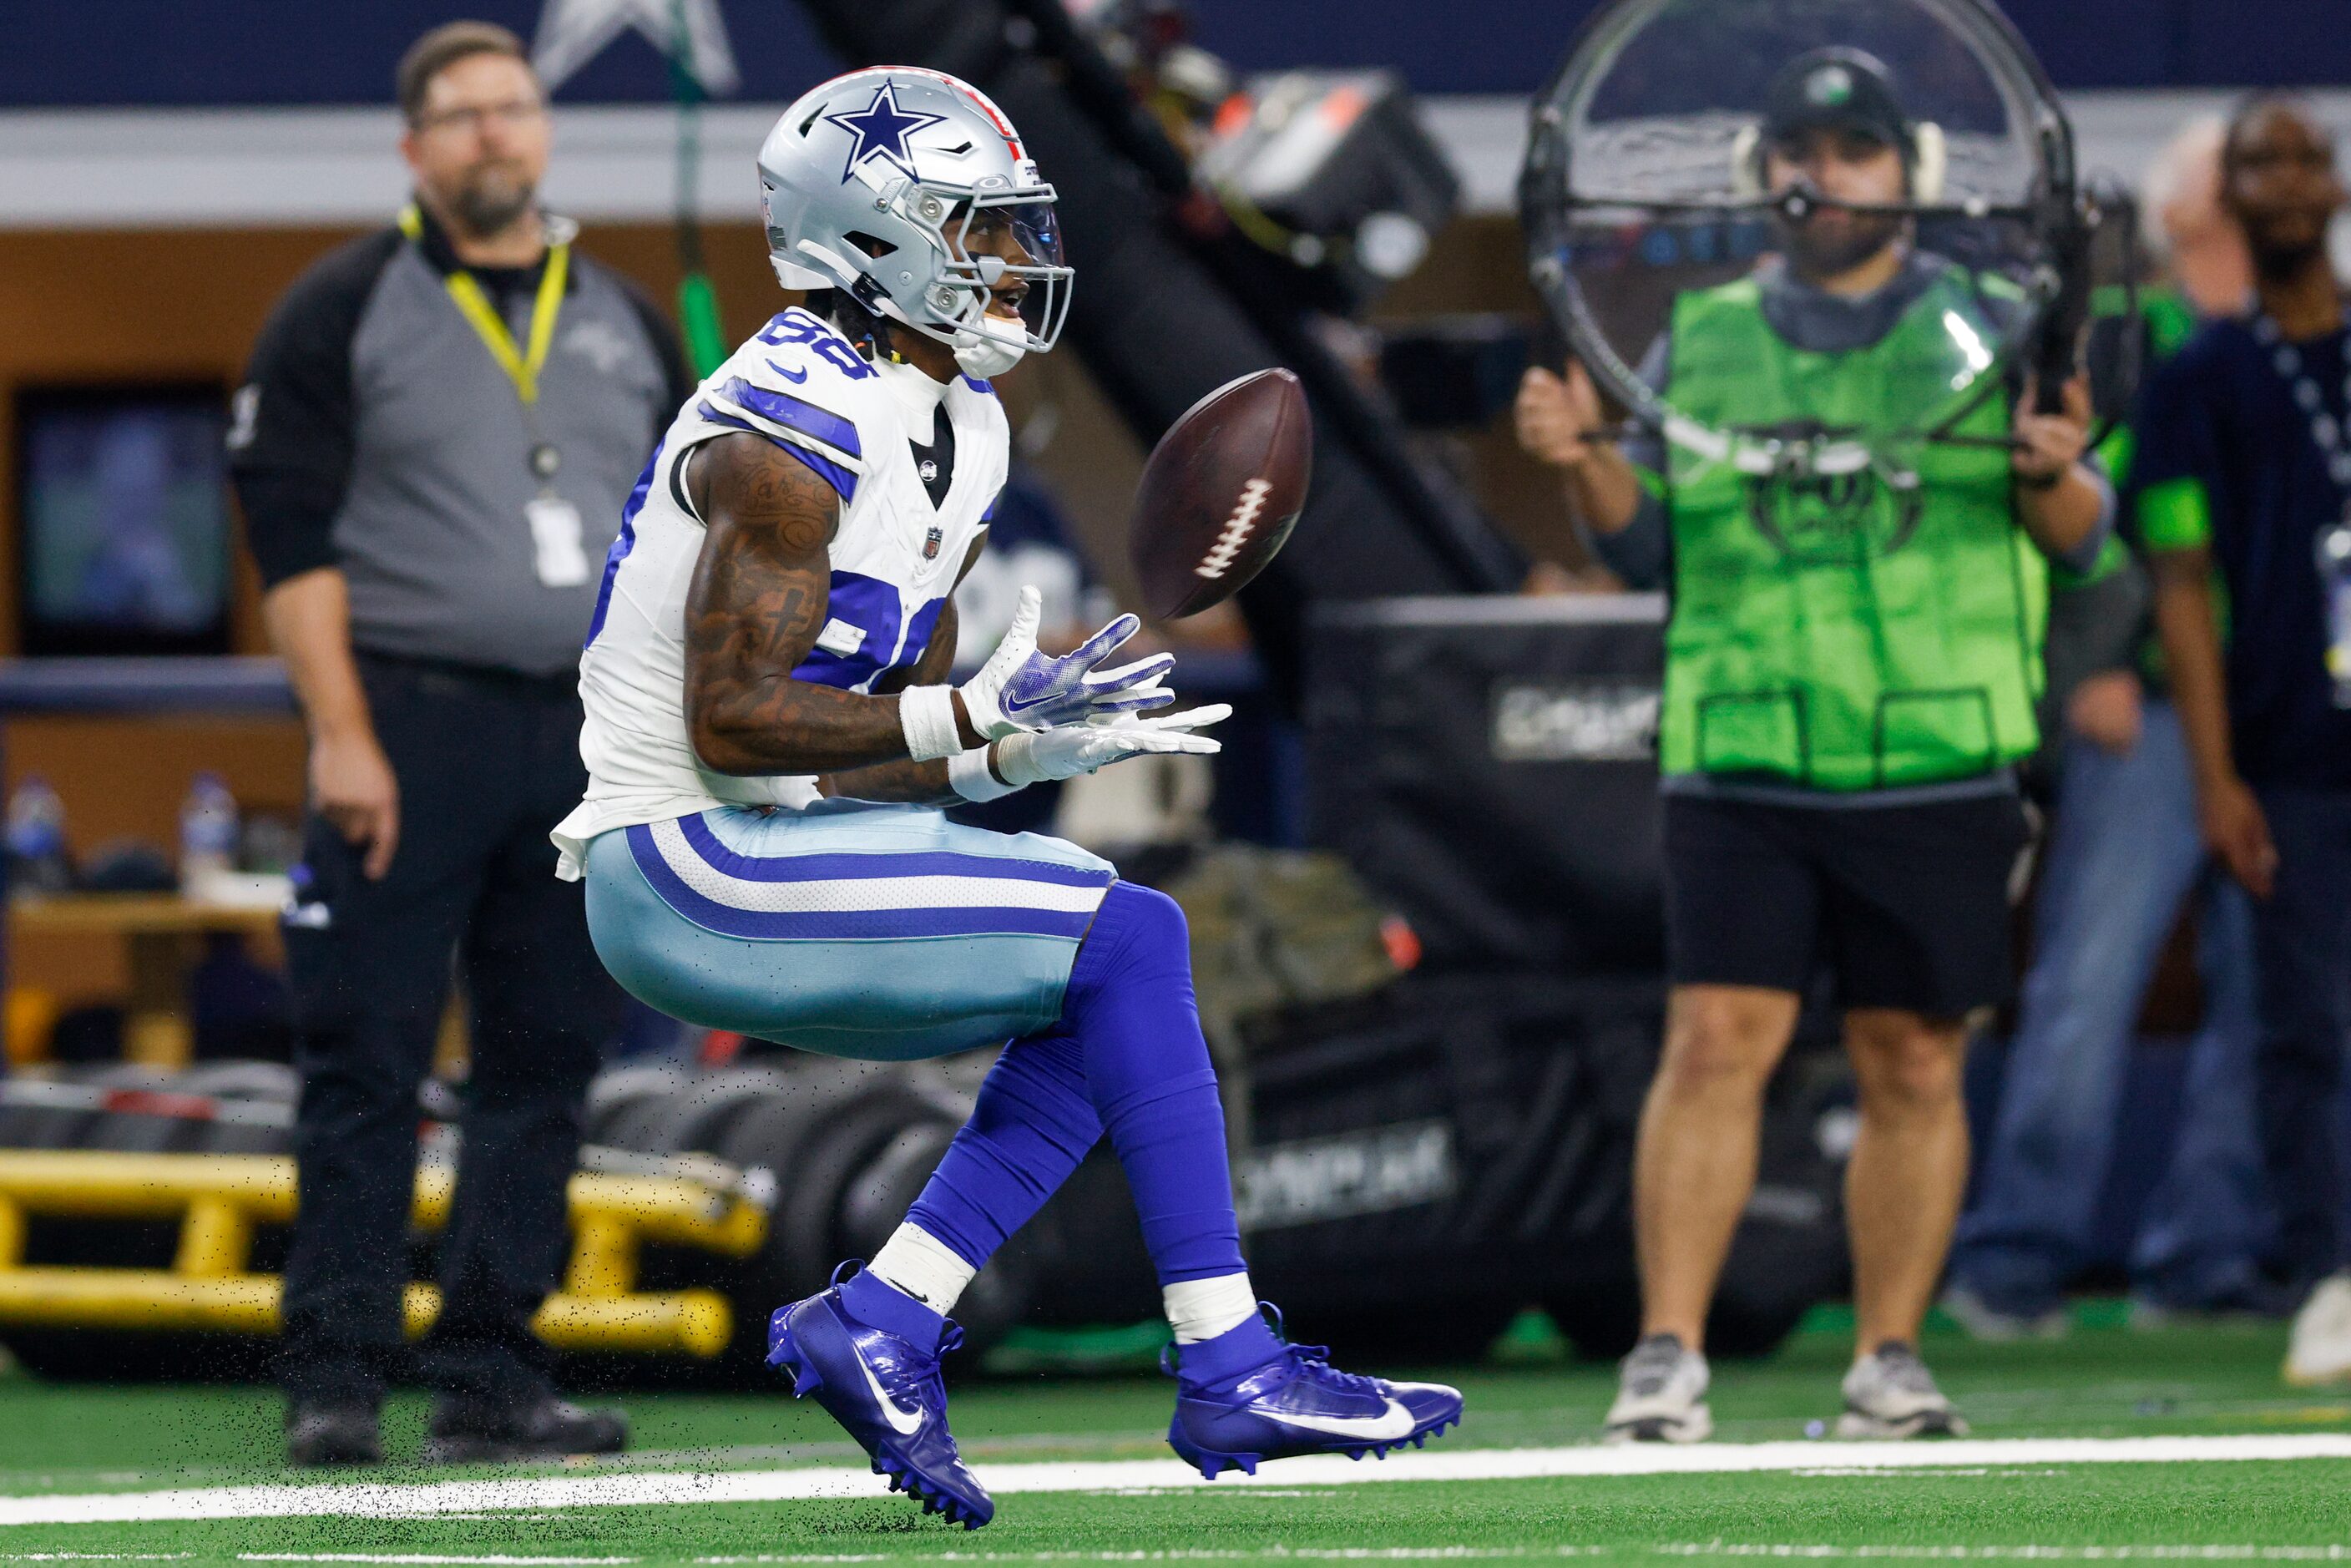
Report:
1514,49,2111,1443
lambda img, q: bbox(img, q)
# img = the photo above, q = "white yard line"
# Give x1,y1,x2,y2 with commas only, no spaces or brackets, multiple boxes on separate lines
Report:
10,1550,2351,1566
3,1437,2351,1529
679,1555,2351,1565
1649,1551,2351,1560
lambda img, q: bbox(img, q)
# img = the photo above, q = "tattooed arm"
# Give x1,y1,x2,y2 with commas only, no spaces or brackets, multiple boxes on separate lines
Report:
682,434,983,776
819,538,990,804
817,601,965,804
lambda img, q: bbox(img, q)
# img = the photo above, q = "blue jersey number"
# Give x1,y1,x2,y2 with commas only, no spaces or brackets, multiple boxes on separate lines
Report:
584,438,662,649
792,573,947,694
756,311,872,382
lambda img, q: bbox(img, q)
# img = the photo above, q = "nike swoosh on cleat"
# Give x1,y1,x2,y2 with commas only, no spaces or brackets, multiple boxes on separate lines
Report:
765,360,811,383
852,1343,925,1435
1269,1398,1417,1443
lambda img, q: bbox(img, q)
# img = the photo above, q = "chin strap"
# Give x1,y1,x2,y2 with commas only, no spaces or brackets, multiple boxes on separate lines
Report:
852,284,1030,379
954,333,1027,379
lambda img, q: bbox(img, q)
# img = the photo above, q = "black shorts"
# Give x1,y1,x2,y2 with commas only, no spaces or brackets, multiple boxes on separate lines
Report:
1661,788,2030,1018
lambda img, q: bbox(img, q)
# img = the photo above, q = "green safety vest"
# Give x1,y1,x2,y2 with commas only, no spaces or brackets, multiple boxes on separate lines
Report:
1657,271,2047,791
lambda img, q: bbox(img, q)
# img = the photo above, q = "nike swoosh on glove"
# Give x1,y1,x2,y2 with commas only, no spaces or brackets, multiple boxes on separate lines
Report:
958,585,1177,740
993,705,1232,786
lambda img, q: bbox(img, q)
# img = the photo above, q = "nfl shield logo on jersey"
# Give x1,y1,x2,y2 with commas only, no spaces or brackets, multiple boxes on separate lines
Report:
924,525,943,561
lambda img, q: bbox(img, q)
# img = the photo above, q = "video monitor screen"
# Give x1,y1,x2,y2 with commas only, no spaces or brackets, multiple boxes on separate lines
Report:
17,385,233,656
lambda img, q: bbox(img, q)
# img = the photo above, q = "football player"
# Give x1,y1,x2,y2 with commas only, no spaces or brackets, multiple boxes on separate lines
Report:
554,67,1460,1528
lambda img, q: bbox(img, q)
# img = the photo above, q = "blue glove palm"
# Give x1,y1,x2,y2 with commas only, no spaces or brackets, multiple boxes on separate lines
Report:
958,585,1176,739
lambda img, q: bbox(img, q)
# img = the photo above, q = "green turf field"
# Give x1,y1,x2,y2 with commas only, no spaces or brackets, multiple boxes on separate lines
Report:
1,1315,2346,1565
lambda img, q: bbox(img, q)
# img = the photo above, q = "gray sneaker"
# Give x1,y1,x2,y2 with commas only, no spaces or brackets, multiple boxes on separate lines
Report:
1836,1341,1968,1439
1604,1333,1712,1443
2284,1272,2351,1387
1940,1282,2067,1343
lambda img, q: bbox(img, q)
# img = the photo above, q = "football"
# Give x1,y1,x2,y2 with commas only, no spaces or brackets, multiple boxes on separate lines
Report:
1127,367,1312,620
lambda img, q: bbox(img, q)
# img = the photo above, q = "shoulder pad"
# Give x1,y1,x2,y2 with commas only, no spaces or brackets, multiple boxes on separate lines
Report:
751,309,879,389
700,311,875,476
953,375,1010,433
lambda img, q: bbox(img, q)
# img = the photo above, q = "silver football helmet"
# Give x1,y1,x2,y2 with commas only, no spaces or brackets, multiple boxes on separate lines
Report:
758,68,1071,378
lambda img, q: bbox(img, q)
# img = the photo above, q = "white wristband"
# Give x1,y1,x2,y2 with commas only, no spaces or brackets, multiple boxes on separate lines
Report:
900,685,963,762
949,746,1019,802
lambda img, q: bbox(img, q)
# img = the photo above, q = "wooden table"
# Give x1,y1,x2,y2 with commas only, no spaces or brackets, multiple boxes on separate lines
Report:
10,893,286,1068
0,660,298,1069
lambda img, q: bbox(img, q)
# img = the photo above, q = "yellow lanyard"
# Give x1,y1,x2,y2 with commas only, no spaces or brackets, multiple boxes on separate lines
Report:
399,203,570,405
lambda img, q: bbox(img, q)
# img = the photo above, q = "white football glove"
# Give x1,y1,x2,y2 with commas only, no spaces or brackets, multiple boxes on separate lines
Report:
951,706,1231,802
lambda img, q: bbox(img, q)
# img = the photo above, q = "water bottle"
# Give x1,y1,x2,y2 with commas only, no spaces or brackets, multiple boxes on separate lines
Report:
2322,519,2351,709
179,771,240,892
5,776,71,895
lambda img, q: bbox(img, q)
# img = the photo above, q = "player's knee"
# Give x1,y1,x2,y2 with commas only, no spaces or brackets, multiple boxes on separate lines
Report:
1655,999,1783,1102
1114,880,1188,943
1848,1014,1967,1114
1065,881,1194,1023
1093,881,1189,969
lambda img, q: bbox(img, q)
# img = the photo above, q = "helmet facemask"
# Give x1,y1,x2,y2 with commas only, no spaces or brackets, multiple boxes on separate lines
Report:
892,184,1073,376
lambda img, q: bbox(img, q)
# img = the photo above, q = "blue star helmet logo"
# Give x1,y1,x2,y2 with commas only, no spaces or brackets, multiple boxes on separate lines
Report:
822,82,950,185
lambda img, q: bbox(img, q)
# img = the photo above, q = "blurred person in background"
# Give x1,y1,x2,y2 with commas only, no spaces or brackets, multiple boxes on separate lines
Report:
227,21,690,1465
2154,118,2270,316
2138,96,2351,1386
1515,48,2107,1442
1944,115,2275,1339
953,467,1121,664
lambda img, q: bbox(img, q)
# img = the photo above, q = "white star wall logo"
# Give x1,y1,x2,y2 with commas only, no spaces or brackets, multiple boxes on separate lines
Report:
531,0,741,97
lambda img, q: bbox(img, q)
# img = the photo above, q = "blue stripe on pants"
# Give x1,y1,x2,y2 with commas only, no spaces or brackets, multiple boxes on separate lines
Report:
582,803,1113,1060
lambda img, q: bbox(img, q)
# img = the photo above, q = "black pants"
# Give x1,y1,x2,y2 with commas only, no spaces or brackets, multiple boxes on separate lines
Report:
2251,784,2351,1291
279,654,622,1405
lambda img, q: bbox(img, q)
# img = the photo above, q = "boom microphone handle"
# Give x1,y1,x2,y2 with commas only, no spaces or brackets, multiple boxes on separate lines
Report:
2034,198,2093,414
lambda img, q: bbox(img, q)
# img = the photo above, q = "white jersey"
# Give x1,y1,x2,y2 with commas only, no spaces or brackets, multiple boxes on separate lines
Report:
553,307,1009,878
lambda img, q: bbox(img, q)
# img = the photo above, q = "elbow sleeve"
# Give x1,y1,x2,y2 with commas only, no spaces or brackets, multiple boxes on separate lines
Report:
235,473,341,589
1584,492,1671,589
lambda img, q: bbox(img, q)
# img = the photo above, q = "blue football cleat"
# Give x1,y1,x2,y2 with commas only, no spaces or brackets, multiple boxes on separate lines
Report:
766,1263,993,1529
1163,1306,1464,1479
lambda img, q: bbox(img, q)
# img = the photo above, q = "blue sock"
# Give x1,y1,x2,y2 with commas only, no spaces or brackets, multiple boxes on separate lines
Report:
1172,1313,1287,1396
837,1262,947,1350
905,1032,1101,1269
1065,883,1246,1283
902,881,1248,1287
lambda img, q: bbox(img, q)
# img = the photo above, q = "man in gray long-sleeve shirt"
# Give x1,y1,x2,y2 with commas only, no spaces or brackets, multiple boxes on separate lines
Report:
228,20,690,1469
